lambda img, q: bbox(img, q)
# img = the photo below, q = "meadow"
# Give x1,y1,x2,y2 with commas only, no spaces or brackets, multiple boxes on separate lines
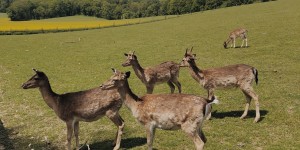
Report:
0,0,300,149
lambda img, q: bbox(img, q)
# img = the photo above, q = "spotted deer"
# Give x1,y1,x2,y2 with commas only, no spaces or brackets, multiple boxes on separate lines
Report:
100,68,219,150
122,51,181,94
21,69,124,150
223,28,248,48
180,48,260,122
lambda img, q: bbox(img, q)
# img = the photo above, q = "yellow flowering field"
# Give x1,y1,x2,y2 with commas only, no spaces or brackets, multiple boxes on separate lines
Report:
0,14,172,32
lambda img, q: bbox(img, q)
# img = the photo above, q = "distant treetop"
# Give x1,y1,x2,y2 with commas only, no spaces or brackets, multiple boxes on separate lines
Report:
1,0,274,21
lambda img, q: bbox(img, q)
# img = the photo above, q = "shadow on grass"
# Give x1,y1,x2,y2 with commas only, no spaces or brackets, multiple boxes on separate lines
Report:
212,110,268,122
81,137,147,150
0,119,60,150
0,119,14,149
234,46,250,48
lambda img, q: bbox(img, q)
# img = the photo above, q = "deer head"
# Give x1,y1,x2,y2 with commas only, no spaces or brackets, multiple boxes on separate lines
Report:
22,69,49,89
100,68,131,90
180,47,196,67
122,51,137,67
223,41,228,49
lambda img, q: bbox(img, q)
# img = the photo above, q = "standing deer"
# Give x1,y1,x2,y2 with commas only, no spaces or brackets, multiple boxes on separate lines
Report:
122,51,181,94
180,48,260,122
21,69,124,150
223,28,248,48
100,68,219,150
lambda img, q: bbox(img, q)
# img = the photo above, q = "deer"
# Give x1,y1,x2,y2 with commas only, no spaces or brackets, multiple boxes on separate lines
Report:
223,28,248,49
122,51,181,94
180,48,260,123
100,68,219,150
21,69,124,150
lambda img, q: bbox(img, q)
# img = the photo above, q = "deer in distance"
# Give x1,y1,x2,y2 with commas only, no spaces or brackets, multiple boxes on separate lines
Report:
223,28,248,48
100,68,219,150
21,69,124,150
122,51,181,94
180,48,260,123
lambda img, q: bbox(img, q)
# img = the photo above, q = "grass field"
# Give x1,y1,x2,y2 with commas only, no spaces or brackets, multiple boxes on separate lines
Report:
0,0,300,149
0,14,175,34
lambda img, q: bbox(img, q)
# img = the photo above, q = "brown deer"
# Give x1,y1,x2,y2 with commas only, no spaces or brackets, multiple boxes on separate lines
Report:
223,28,248,48
180,48,260,123
122,51,181,94
100,68,219,150
21,69,124,150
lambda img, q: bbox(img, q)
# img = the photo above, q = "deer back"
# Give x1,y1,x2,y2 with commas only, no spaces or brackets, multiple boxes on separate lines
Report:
135,94,207,129
144,61,180,83
202,64,256,89
57,88,122,122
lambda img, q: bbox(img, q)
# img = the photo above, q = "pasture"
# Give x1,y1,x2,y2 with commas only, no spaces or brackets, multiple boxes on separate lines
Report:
0,0,300,149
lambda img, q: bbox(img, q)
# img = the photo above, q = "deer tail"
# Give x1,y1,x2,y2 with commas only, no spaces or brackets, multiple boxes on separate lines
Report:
252,68,258,85
204,96,219,119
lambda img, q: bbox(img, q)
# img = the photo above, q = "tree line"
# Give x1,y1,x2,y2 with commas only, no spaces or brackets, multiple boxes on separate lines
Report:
0,0,274,21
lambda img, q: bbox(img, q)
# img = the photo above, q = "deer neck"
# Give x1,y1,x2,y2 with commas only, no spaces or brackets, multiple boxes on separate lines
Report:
38,81,59,111
131,60,145,81
226,37,232,44
188,61,205,83
118,80,140,116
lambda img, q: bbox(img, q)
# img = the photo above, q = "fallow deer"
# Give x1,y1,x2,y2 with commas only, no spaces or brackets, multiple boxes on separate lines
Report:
122,51,181,94
223,28,248,48
180,48,260,122
100,68,219,150
21,69,124,150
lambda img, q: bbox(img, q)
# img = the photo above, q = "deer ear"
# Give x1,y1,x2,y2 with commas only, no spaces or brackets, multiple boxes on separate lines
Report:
132,51,135,55
190,47,193,52
124,53,128,56
32,68,38,72
125,71,131,78
185,49,188,56
111,68,117,74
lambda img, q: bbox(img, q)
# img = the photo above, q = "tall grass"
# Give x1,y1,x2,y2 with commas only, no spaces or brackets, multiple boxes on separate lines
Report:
0,0,299,149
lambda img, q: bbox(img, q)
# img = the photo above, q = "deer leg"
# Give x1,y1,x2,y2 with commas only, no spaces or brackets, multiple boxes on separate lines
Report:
146,85,154,94
241,39,245,47
73,121,79,150
66,121,73,150
242,87,260,123
167,81,175,93
240,91,252,119
198,129,207,143
108,113,124,150
205,89,215,120
245,38,248,47
182,123,205,150
233,38,236,48
145,124,156,150
172,79,182,93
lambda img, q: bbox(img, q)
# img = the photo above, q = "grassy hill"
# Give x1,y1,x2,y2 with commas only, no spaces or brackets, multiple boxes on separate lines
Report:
0,0,300,149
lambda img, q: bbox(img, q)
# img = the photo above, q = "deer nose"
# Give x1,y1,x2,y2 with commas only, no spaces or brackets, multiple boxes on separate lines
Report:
21,83,28,89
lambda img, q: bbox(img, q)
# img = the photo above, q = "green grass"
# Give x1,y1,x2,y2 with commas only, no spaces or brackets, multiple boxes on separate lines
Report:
0,0,300,149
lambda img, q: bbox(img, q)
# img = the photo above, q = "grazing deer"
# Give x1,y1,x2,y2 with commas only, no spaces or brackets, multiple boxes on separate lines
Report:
180,48,260,123
100,68,219,150
122,51,181,94
223,28,248,48
21,69,124,150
